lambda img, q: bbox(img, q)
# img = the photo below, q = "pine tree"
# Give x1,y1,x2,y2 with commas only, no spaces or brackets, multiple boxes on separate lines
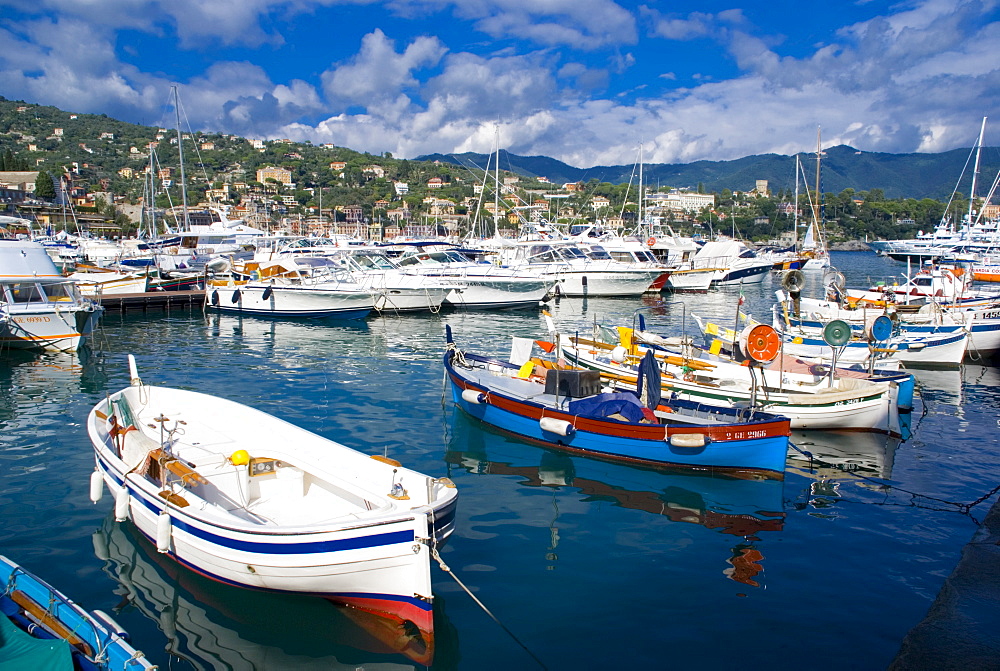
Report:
34,170,56,200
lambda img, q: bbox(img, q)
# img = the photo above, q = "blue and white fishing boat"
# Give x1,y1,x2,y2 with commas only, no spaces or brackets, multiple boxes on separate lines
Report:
444,327,791,476
769,300,970,366
557,322,910,436
88,355,458,638
0,554,154,670
784,292,1000,361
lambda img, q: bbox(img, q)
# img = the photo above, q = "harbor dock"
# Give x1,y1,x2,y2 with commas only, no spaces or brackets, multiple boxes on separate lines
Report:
95,289,206,313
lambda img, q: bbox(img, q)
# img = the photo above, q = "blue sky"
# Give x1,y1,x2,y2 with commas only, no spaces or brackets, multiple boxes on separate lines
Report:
2,0,999,167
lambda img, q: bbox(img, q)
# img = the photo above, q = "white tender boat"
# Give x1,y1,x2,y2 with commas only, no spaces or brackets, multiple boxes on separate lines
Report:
88,356,458,637
0,240,103,352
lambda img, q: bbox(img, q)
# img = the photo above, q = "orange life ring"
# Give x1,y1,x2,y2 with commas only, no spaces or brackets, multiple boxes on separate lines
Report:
646,237,656,247
743,324,781,363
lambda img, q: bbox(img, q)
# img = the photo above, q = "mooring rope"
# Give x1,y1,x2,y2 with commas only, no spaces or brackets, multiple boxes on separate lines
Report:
432,547,548,670
790,441,1000,520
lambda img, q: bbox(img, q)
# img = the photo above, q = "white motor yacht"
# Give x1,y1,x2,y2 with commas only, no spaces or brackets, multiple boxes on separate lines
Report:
0,240,104,352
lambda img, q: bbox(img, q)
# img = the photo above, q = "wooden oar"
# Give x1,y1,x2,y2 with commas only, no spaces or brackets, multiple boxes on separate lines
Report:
570,336,716,371
11,590,95,658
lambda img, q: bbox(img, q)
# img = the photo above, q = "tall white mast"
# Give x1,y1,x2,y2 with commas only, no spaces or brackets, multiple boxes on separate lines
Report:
638,142,644,237
969,116,987,226
172,86,189,231
793,155,800,248
493,124,501,238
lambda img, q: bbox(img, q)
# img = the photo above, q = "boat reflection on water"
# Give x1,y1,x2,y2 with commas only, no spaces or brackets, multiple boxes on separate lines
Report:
787,430,902,482
92,515,442,669
446,413,784,589
909,367,964,408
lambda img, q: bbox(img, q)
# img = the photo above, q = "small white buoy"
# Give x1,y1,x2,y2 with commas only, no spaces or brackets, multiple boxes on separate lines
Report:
461,389,487,404
156,512,172,553
539,417,575,437
611,346,628,363
114,486,130,522
89,470,104,504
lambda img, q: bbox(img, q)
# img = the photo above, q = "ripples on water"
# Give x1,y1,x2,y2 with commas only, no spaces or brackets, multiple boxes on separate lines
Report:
1,252,998,669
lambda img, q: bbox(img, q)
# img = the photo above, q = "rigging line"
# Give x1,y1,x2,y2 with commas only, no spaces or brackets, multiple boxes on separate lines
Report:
792,448,1000,516
431,547,549,670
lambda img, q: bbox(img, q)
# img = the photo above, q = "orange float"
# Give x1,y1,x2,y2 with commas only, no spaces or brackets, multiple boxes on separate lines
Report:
740,324,781,363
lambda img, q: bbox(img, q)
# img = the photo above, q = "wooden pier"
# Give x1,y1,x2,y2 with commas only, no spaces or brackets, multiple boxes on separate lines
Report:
95,289,206,313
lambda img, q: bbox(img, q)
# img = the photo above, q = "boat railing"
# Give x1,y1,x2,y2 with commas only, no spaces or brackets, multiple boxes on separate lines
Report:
3,561,113,662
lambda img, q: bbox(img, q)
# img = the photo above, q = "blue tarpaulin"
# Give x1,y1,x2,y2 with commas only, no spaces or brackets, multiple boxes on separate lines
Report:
636,350,662,410
0,610,73,670
568,392,646,423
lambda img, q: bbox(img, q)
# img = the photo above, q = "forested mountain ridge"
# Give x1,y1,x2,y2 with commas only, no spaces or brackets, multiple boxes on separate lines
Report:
417,144,1000,201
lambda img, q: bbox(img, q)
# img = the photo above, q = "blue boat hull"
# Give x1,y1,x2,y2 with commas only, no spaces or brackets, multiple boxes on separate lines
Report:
444,349,790,476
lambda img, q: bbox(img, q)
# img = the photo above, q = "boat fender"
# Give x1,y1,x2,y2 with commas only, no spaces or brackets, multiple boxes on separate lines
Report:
230,449,250,466
156,512,172,553
539,417,575,437
159,606,177,640
461,389,487,404
92,530,109,562
89,470,104,503
669,433,708,448
92,610,129,640
211,289,220,306
262,286,273,301
231,289,241,304
611,346,628,363
114,486,130,522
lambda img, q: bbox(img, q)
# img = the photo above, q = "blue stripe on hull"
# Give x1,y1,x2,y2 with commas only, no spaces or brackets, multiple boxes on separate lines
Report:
97,455,456,555
125,520,434,614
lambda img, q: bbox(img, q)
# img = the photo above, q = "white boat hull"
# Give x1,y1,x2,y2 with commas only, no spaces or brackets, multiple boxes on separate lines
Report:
545,270,661,297
1,240,104,352
89,382,458,630
666,268,716,292
780,330,969,366
208,283,374,318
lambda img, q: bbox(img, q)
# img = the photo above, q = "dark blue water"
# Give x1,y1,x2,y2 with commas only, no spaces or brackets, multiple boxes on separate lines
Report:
2,252,998,670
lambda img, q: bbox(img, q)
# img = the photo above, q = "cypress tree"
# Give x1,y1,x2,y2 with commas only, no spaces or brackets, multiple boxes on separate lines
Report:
34,170,56,200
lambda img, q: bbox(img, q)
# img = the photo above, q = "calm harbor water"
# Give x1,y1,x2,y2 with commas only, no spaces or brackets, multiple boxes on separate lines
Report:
2,251,999,670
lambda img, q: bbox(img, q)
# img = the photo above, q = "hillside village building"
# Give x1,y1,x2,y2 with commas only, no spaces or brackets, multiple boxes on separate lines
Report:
256,166,294,186
646,191,716,214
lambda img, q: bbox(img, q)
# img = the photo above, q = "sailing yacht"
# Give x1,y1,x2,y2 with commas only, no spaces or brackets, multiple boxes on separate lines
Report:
801,130,831,270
